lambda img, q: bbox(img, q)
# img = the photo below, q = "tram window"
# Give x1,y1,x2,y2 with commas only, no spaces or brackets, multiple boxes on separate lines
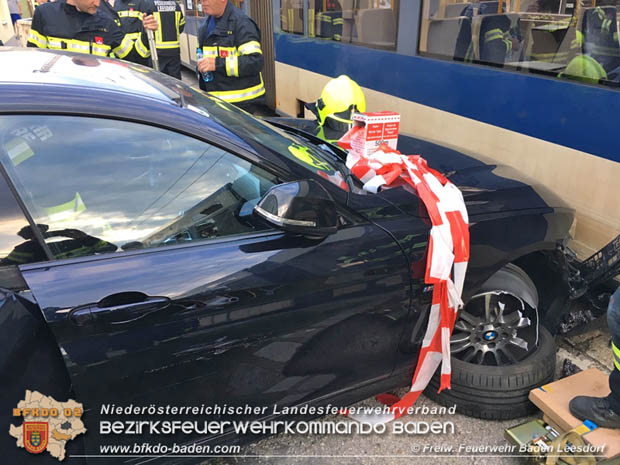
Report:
281,0,304,35
309,0,399,50
419,0,620,87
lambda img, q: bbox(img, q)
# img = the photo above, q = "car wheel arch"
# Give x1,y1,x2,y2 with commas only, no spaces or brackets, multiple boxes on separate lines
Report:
465,246,568,332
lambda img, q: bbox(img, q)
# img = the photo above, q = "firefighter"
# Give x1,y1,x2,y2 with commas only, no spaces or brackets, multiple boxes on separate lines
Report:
111,0,154,66
197,0,265,113
570,286,620,428
479,15,521,65
582,6,620,75
150,0,185,78
97,0,153,65
312,0,343,42
27,0,157,60
304,75,366,143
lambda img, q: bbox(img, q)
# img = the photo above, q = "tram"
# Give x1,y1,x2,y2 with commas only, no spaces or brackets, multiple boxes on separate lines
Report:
184,0,620,258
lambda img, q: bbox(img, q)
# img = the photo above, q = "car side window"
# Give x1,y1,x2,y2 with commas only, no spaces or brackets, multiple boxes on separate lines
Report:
0,115,279,260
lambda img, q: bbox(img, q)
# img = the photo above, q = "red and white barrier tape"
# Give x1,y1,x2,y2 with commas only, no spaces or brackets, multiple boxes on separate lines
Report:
343,143,470,424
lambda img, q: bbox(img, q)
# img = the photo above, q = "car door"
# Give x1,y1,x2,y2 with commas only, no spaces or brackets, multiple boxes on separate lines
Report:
0,170,90,464
0,114,413,450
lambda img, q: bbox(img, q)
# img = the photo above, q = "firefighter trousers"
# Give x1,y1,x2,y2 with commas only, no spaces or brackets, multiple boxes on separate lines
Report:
158,53,181,80
609,286,620,414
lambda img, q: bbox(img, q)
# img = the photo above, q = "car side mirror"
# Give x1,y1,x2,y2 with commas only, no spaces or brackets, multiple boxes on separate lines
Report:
254,180,338,236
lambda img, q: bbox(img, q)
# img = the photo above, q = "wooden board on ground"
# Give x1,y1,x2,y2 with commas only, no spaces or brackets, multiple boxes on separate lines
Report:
530,368,620,459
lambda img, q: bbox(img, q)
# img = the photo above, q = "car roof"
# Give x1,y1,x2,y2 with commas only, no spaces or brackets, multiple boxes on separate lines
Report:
0,48,181,104
0,49,294,179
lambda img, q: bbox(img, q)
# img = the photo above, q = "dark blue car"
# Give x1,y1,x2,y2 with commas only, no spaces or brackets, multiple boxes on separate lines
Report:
1,49,575,463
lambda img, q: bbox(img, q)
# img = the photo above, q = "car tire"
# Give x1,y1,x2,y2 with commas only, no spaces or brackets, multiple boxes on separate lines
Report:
424,264,556,420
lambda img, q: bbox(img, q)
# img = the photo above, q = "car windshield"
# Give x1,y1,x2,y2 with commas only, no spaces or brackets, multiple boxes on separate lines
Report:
177,84,349,191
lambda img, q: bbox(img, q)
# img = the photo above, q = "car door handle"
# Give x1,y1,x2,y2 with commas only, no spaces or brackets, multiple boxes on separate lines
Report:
70,293,171,326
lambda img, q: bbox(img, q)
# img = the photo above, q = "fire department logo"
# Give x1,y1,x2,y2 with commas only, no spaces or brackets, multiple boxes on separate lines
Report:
94,36,104,45
9,390,86,461
220,50,229,57
23,422,48,454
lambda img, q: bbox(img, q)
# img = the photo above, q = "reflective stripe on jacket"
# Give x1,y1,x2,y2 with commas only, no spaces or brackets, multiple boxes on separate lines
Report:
26,1,148,59
198,1,265,105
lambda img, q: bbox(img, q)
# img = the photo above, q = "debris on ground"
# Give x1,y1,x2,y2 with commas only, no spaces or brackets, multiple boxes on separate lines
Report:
559,359,583,379
559,309,597,334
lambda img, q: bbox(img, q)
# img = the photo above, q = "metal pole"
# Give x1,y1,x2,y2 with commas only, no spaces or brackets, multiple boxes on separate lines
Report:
147,29,159,71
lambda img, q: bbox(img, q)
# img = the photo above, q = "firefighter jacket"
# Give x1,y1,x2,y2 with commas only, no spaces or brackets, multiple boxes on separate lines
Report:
197,1,265,105
151,0,184,56
310,0,342,41
582,6,620,72
98,0,122,28
113,0,153,63
27,1,148,59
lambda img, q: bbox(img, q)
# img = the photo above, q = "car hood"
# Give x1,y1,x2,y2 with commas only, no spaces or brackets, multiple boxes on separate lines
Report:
377,134,570,218
269,118,569,218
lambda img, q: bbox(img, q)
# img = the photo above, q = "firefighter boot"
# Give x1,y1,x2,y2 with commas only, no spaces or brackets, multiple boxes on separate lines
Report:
569,395,620,429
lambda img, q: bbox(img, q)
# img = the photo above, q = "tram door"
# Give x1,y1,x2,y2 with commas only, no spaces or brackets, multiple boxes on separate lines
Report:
249,0,276,109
